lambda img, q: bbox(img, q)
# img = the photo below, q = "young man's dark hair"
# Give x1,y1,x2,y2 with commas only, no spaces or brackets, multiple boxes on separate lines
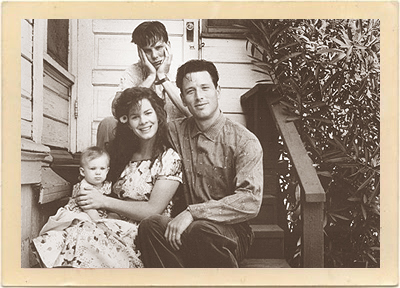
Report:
97,20,188,150
131,21,169,48
175,59,220,91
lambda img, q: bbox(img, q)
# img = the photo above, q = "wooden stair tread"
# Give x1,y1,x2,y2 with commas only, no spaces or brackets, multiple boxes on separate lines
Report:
251,224,284,238
240,258,291,268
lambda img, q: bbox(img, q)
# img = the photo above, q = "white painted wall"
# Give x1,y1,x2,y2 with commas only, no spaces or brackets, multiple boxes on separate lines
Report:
201,37,271,125
21,19,34,138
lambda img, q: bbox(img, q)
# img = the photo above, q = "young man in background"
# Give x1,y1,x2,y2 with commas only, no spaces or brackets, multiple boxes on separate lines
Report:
97,21,189,150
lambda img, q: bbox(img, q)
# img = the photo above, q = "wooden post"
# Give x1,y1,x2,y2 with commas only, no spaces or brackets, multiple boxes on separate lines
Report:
301,199,325,267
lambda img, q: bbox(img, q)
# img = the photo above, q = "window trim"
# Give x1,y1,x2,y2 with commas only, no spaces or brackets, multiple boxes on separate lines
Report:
201,19,248,39
43,53,75,85
46,19,70,71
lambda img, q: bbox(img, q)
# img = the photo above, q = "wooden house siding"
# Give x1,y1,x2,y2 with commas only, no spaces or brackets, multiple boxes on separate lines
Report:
20,20,75,267
201,37,271,125
21,19,34,139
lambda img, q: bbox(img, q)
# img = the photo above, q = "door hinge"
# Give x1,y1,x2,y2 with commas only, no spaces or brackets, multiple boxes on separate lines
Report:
74,100,78,119
199,42,205,50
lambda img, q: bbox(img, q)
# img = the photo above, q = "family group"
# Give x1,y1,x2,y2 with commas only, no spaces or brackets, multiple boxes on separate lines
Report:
32,21,263,268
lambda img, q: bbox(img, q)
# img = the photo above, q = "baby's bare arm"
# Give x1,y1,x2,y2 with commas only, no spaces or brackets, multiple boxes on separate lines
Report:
85,208,101,221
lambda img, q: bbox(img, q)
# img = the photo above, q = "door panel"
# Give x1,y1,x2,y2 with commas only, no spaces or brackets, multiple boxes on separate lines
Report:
96,35,134,67
94,86,119,121
77,19,198,150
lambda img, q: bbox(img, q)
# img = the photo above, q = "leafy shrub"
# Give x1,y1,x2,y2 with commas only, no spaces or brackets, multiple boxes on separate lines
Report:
244,19,380,267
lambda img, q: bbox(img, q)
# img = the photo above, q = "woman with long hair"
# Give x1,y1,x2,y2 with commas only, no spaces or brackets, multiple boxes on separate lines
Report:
33,87,182,268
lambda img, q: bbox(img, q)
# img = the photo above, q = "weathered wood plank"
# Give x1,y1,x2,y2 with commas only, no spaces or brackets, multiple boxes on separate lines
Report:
240,258,290,268
76,19,95,152
43,72,70,100
21,19,33,60
39,186,71,204
21,185,33,240
32,19,45,143
21,96,32,122
219,88,247,114
202,38,251,63
21,57,32,98
215,63,272,89
301,201,324,267
270,103,326,203
43,87,69,124
225,113,246,126
21,119,32,138
42,117,69,148
38,167,71,204
21,160,43,184
93,86,118,120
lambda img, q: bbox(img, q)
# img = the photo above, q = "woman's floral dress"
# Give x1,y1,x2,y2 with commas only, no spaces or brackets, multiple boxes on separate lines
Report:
32,148,182,268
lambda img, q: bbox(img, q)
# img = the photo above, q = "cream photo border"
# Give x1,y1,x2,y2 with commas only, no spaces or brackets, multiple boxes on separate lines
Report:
2,1,398,286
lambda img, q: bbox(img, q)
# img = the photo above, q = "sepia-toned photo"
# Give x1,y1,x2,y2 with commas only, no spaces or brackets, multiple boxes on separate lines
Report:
3,1,398,286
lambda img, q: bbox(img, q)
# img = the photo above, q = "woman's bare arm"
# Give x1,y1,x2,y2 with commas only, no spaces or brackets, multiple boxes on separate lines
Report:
76,179,180,222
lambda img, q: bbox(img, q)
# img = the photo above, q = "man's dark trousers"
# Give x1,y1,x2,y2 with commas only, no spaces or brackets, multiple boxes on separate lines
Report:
137,214,253,268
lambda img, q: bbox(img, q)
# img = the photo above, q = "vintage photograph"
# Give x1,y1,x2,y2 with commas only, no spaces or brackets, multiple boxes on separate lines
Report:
3,1,396,285
21,18,381,270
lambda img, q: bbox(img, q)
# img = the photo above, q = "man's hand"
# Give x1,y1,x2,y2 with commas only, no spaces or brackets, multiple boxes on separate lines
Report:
138,47,157,76
76,185,105,211
164,209,193,250
157,44,172,80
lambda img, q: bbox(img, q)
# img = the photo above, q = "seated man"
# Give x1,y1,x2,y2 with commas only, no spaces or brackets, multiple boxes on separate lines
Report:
137,59,264,268
97,21,189,150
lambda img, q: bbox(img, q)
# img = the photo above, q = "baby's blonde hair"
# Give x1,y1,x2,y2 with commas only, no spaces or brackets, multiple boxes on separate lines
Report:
80,146,110,168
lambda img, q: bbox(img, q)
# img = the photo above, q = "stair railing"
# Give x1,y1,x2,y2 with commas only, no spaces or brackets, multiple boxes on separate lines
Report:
268,99,326,268
241,84,326,268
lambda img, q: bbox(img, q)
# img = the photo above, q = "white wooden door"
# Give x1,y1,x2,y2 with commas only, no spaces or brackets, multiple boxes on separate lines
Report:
76,19,199,152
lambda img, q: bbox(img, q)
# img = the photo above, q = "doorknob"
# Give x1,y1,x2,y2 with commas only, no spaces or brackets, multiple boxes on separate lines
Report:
186,22,194,42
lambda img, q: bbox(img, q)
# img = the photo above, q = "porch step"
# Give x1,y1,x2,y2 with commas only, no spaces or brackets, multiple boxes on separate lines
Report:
247,224,284,259
50,149,80,185
240,258,290,268
250,194,277,225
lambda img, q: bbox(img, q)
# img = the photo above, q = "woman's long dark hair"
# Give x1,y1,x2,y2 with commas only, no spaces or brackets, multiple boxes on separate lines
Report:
107,87,169,183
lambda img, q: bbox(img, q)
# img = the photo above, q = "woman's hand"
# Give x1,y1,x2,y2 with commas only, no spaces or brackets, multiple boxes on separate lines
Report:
76,186,106,211
157,43,172,80
138,47,157,76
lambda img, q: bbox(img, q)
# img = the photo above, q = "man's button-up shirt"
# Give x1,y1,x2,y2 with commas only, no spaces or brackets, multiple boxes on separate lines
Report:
168,112,263,224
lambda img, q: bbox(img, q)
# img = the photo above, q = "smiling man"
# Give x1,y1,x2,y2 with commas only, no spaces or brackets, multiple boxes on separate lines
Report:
97,21,189,150
137,59,264,268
